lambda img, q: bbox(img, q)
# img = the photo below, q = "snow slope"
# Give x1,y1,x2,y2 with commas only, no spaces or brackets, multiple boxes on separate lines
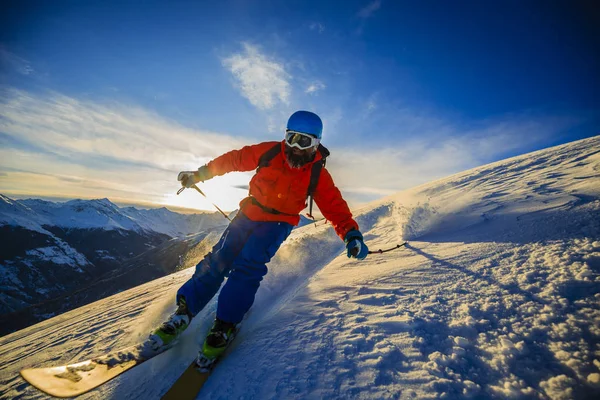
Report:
0,136,599,399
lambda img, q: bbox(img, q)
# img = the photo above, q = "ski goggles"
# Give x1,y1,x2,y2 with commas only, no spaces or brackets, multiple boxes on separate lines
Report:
285,130,320,150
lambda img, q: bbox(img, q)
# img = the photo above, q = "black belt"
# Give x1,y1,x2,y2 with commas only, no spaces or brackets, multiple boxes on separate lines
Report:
244,196,298,217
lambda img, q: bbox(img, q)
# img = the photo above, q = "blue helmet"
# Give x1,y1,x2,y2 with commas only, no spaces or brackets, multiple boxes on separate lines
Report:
286,111,323,139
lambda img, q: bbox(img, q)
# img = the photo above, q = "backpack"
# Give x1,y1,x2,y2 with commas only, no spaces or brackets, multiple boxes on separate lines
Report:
257,143,330,219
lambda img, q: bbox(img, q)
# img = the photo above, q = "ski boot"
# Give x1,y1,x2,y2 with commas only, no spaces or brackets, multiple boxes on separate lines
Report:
195,318,238,372
148,298,191,350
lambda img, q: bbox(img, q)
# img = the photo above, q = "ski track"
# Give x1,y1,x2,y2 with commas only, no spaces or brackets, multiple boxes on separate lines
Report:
0,136,599,399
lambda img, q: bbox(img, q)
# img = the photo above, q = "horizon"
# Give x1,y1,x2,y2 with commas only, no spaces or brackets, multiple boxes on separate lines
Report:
1,1,599,212
3,133,597,215
1,192,217,215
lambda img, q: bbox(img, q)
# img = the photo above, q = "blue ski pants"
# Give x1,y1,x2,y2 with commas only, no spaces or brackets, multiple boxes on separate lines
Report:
177,212,293,324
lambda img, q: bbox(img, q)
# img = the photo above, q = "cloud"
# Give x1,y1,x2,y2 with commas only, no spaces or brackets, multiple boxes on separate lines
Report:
358,0,382,19
305,81,326,95
325,110,583,207
309,22,325,33
222,43,291,110
0,89,584,214
0,88,253,210
0,48,34,75
0,88,244,166
362,93,378,116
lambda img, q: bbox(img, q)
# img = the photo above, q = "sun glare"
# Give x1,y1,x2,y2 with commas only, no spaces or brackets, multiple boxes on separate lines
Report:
162,174,249,212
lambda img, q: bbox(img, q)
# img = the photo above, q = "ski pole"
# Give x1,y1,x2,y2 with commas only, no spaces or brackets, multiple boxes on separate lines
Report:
350,242,408,257
368,242,408,254
177,184,232,222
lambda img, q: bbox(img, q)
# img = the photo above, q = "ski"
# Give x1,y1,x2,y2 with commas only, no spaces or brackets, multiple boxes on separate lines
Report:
160,357,215,400
161,329,235,399
20,340,172,398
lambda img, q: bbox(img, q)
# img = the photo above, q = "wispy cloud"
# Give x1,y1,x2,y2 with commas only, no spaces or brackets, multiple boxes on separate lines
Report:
309,22,325,33
0,88,251,210
0,48,34,75
305,81,326,95
327,109,583,206
0,89,241,168
222,43,291,110
358,0,382,19
0,88,584,213
364,93,378,115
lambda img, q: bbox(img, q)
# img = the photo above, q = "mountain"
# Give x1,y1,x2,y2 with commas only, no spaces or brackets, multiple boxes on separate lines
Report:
15,197,229,237
1,136,599,399
0,196,229,321
0,228,226,336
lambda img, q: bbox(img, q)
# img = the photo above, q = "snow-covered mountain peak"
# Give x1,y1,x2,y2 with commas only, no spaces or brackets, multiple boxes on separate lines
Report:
152,206,176,216
0,194,50,233
64,197,120,213
0,194,14,205
0,195,228,237
20,198,59,209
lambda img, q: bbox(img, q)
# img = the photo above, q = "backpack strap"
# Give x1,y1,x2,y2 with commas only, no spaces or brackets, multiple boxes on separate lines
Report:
257,143,282,171
306,144,329,219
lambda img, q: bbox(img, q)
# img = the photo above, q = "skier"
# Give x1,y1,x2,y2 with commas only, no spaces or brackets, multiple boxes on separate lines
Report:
151,110,369,366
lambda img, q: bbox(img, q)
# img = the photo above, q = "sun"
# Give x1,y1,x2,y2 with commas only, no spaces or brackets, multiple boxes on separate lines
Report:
162,174,249,213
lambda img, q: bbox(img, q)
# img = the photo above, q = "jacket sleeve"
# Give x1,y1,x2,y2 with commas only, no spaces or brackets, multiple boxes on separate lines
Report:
205,141,279,177
313,168,359,240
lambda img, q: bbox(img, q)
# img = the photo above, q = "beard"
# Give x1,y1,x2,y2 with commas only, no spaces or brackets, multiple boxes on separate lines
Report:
284,145,317,168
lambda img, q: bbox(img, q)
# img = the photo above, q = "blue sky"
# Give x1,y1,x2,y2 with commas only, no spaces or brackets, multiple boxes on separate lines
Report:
1,0,599,212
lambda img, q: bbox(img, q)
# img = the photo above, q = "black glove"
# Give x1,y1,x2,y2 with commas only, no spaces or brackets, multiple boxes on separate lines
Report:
344,229,369,260
177,166,212,188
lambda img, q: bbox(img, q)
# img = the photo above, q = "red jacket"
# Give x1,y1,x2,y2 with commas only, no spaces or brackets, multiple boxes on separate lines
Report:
206,141,359,240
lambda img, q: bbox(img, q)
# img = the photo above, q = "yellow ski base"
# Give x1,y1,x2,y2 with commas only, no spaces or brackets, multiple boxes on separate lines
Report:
19,341,171,398
20,358,138,398
161,361,211,400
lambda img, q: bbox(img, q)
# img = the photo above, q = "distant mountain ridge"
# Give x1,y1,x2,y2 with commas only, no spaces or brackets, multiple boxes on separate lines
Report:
0,195,230,318
2,195,229,237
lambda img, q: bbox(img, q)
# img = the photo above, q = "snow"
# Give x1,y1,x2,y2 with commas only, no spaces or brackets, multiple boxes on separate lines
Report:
0,195,52,235
120,206,228,237
2,196,226,238
0,136,599,399
1,196,140,232
0,261,25,297
25,238,89,271
37,198,145,231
